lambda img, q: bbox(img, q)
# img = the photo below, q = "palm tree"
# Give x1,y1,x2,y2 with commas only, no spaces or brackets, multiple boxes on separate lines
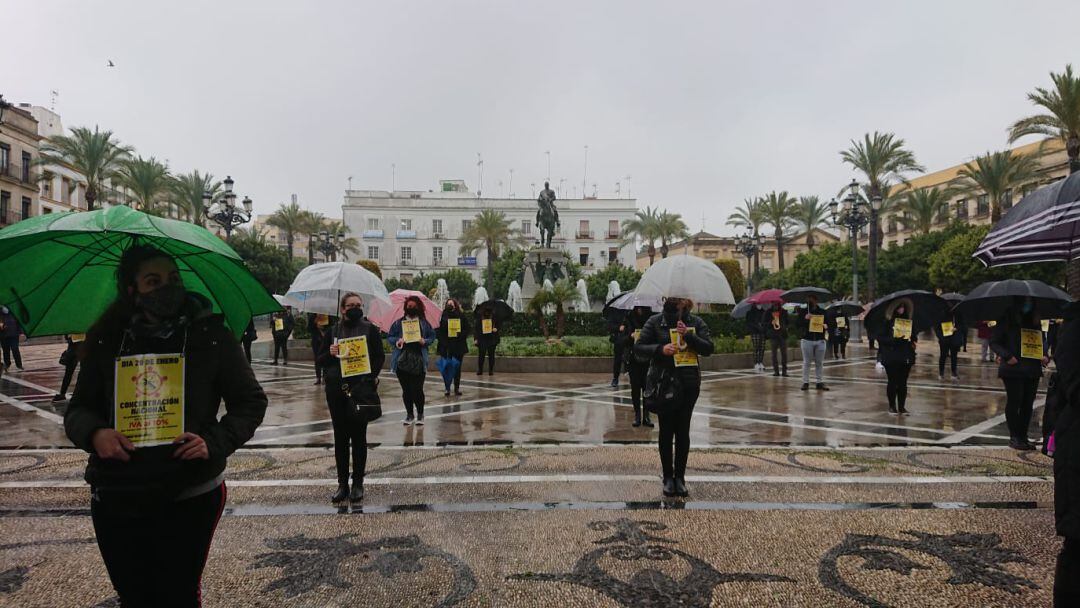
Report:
527,279,579,339
655,210,689,258
793,196,830,250
758,191,799,270
266,201,306,261
459,209,521,291
895,186,954,235
620,206,661,265
1009,64,1080,174
323,219,359,261
116,156,170,214
37,126,133,210
956,150,1042,222
169,170,221,227
300,210,327,264
726,197,766,272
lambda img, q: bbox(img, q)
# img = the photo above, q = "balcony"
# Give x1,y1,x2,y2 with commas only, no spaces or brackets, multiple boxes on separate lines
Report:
432,258,447,267
362,229,384,239
0,163,36,185
576,230,594,240
607,231,620,240
431,232,446,240
396,230,417,239
398,258,416,268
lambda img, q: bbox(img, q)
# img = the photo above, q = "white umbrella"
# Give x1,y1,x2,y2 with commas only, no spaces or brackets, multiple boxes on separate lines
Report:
635,255,735,304
283,262,390,316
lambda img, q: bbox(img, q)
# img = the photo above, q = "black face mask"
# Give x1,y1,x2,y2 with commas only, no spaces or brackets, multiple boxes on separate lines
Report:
406,306,419,316
138,283,187,319
345,308,363,323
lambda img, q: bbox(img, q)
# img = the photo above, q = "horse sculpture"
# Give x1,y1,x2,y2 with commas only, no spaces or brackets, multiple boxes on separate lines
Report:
536,181,560,249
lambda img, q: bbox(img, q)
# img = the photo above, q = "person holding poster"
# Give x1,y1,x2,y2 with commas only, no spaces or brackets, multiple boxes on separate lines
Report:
474,307,502,376
63,245,267,607
764,302,789,377
796,295,829,391
622,306,654,428
436,298,470,396
991,297,1051,450
634,298,713,498
825,308,850,359
388,294,436,425
934,304,966,382
876,299,917,415
270,308,295,365
319,292,386,503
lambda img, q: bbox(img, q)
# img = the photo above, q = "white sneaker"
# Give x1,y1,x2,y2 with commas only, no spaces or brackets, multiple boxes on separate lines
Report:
952,375,960,382
875,362,885,372
416,416,425,426
937,374,944,381
403,416,414,426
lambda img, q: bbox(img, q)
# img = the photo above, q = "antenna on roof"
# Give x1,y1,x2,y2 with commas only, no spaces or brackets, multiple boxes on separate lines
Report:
49,90,59,112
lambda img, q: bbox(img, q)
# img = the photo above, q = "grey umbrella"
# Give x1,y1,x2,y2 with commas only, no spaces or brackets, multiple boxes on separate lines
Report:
974,171,1080,266
731,298,753,319
780,286,833,304
827,301,863,316
939,292,965,303
954,279,1072,321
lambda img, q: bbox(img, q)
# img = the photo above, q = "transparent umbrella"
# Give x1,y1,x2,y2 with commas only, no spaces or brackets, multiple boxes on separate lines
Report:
634,255,735,304
283,262,390,316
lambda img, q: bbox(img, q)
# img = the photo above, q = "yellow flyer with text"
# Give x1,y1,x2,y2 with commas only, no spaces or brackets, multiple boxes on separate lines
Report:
940,322,954,337
448,318,461,338
632,330,641,342
113,353,185,447
1021,329,1043,360
836,317,846,328
338,336,372,377
809,315,824,334
670,328,698,368
482,318,493,334
274,318,284,332
1042,319,1051,333
402,319,422,343
893,318,912,340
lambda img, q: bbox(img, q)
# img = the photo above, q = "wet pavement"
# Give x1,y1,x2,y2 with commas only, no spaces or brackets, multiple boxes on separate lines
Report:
0,342,1061,606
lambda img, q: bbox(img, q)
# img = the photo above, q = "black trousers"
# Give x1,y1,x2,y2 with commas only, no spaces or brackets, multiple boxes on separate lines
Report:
938,343,960,376
1003,376,1040,440
397,370,426,418
612,342,625,380
884,362,912,409
241,339,252,363
628,363,648,418
91,483,226,608
477,344,496,373
311,338,323,381
1057,537,1080,607
658,383,700,479
272,337,288,363
830,337,847,358
325,383,369,485
1,337,22,368
770,337,787,374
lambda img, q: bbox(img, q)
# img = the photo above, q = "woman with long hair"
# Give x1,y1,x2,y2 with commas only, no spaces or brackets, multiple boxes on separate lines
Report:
64,244,267,606
876,299,917,415
388,294,436,425
320,292,385,501
436,298,469,396
991,296,1050,450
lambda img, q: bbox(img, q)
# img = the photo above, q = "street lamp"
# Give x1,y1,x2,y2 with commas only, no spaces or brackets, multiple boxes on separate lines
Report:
203,175,252,238
828,179,875,303
310,230,346,263
733,231,764,292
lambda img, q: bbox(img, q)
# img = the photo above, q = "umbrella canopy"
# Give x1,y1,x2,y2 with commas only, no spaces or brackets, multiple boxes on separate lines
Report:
780,286,833,304
746,289,785,305
827,301,863,317
474,299,515,323
954,279,1072,322
634,255,735,304
863,290,950,336
939,292,966,303
0,206,279,338
283,262,390,316
603,291,663,316
731,298,753,319
974,171,1080,266
368,289,442,332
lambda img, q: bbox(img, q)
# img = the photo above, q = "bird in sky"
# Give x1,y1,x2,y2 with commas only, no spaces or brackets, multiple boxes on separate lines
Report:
106,60,115,67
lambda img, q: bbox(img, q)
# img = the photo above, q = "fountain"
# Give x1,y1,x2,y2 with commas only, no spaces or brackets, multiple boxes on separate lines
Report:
606,280,621,303
434,278,450,308
507,281,524,313
542,279,555,315
575,279,591,312
473,286,489,308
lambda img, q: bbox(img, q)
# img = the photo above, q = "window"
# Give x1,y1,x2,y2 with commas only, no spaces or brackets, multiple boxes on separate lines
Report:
956,199,969,219
976,195,989,216
366,217,380,231
20,152,31,182
703,250,718,258
367,245,380,260
432,219,443,235
521,220,532,235
578,219,590,237
21,197,31,219
433,246,444,264
400,218,412,231
609,219,620,237
400,246,412,263
0,144,9,170
1021,183,1037,198
579,247,590,266
608,248,619,263
1002,189,1013,210
43,207,52,214
0,191,10,219
462,219,473,232
887,217,897,233
62,179,72,204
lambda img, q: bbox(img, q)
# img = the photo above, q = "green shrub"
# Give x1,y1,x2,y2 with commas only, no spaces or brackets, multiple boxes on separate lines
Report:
495,335,753,356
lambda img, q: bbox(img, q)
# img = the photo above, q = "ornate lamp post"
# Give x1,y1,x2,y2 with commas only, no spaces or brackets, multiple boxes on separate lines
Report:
309,229,345,263
828,179,882,303
733,232,764,293
203,175,252,238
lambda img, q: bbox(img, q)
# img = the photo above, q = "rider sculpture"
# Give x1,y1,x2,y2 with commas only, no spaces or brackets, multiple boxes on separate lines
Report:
536,181,560,249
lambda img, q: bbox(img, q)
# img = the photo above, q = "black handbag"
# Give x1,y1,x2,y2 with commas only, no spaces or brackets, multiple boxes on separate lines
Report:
342,377,382,423
643,366,683,416
397,348,426,377
59,348,75,366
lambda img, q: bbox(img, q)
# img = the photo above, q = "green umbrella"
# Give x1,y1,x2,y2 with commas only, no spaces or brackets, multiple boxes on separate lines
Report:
0,206,280,338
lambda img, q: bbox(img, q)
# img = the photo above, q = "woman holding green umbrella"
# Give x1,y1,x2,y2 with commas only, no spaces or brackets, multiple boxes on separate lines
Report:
64,244,268,606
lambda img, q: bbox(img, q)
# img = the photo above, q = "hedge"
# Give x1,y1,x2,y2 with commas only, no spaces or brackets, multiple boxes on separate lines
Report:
506,311,748,338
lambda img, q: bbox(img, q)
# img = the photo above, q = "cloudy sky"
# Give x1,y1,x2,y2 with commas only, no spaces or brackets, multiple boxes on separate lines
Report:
7,0,1079,232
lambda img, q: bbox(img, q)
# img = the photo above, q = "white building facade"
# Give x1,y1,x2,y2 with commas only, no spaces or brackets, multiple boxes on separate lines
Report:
342,180,638,282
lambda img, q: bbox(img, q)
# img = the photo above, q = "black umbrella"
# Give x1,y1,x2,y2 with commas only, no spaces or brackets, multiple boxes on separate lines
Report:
474,299,515,323
954,279,1072,322
863,290,950,336
780,286,833,304
731,298,753,319
939,292,965,303
827,301,863,316
974,171,1080,266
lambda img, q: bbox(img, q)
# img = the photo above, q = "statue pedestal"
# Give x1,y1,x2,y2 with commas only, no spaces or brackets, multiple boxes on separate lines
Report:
521,248,566,311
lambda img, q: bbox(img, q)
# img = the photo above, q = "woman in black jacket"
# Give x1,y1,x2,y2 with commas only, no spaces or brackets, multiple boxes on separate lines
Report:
474,308,501,376
876,299,917,415
437,298,470,396
990,297,1049,450
634,297,714,498
318,292,386,502
623,306,654,428
764,303,789,377
64,245,268,607
270,308,295,365
1052,312,1080,605
934,306,965,382
746,306,766,372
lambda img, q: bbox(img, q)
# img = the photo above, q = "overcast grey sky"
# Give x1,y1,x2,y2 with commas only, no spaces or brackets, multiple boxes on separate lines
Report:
6,0,1079,232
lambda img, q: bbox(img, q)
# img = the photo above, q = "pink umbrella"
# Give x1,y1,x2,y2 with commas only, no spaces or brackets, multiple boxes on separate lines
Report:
367,289,443,332
746,289,785,305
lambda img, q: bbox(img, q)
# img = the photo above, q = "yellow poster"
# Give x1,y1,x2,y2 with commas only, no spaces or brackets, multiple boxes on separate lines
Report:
274,318,284,332
402,319,422,343
987,320,997,327
482,318,493,334
70,333,86,343
113,353,185,448
1021,328,1043,360
893,318,912,340
835,317,846,328
809,315,825,334
316,314,329,327
1042,319,1051,333
338,336,372,377
632,330,641,342
940,322,954,337
670,328,698,368
447,318,461,338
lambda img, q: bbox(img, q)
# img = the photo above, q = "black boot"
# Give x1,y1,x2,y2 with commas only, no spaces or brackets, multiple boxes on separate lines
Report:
662,477,677,497
349,483,364,502
331,484,349,503
674,477,689,497
642,414,654,428
632,412,642,427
